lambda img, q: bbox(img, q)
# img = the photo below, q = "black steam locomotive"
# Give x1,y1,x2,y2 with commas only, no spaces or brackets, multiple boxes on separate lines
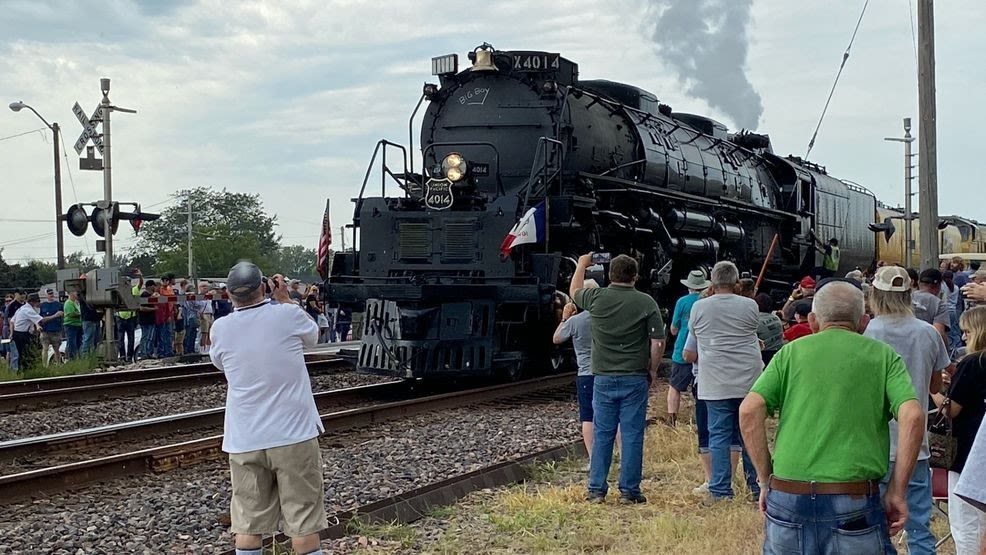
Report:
324,43,877,379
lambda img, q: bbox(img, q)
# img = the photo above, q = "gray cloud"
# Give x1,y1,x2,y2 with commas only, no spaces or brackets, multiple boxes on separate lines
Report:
644,0,763,130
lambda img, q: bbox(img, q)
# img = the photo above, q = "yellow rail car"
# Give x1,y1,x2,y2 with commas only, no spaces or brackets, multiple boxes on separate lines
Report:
874,204,984,267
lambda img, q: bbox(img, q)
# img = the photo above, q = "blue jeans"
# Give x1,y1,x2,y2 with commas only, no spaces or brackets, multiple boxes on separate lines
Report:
764,489,895,554
949,310,962,351
155,322,173,358
706,398,759,498
117,317,137,360
587,374,649,498
64,325,83,359
81,321,100,354
7,339,18,370
183,318,198,355
138,324,156,358
879,459,934,554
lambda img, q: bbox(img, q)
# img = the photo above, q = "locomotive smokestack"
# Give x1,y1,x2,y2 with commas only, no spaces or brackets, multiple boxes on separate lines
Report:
644,0,763,130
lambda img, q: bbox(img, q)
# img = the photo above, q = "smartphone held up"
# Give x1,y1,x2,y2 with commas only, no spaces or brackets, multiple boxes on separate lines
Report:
591,252,612,265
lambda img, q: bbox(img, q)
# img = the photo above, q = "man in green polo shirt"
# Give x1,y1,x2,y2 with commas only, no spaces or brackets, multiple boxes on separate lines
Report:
571,253,665,505
740,280,924,554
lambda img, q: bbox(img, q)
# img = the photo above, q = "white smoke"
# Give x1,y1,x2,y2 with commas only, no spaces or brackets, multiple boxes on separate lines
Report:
645,0,763,130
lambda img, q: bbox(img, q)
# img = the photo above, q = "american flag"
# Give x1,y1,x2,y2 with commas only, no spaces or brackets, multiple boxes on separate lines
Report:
316,200,331,280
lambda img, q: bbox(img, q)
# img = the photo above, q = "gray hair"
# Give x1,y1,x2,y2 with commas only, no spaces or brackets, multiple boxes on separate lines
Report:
812,282,865,326
710,261,739,288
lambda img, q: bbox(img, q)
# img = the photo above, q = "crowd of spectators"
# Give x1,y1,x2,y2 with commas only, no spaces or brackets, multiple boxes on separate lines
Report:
0,269,352,371
558,250,986,553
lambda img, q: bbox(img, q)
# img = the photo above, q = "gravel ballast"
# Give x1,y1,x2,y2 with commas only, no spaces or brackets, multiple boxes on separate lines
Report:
0,372,390,442
0,396,579,554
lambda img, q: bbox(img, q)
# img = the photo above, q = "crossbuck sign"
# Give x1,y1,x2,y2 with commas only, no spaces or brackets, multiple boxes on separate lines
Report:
72,102,104,155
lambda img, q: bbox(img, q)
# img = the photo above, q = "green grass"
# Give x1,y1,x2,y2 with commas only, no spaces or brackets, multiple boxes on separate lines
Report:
346,517,418,549
0,354,99,382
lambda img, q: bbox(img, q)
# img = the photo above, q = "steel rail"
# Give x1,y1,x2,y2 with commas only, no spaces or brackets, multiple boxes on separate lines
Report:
0,341,359,396
221,440,586,554
0,380,408,464
0,353,356,413
0,373,574,504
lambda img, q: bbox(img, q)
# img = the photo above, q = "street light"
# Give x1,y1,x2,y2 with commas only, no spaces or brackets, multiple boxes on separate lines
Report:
9,100,65,269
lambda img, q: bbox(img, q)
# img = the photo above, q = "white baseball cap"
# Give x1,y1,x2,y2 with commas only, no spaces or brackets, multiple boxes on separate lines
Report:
871,266,910,292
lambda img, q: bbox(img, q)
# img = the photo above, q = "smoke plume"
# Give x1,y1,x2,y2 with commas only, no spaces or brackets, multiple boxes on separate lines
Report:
646,0,763,130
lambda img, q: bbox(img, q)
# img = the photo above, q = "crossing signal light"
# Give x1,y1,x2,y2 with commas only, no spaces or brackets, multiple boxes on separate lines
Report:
118,205,160,235
63,202,160,237
66,204,89,237
90,204,120,238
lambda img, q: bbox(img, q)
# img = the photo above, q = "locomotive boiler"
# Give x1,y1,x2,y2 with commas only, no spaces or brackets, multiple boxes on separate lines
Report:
324,43,881,379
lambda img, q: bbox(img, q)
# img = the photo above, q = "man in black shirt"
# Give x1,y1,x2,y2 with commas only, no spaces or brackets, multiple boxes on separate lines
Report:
79,293,103,355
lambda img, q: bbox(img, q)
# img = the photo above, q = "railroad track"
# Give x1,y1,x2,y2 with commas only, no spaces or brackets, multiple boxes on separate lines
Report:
0,373,575,504
0,342,358,412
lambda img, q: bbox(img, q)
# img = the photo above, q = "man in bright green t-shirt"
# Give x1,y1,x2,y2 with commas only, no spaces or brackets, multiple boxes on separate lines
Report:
740,280,924,554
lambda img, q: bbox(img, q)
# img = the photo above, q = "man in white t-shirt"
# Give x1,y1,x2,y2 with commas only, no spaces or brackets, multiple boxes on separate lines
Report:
209,262,325,555
864,265,952,553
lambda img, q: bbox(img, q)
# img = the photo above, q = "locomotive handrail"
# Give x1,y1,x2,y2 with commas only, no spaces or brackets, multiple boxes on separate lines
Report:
354,139,410,218
407,94,426,177
519,137,564,211
353,140,410,264
421,141,504,195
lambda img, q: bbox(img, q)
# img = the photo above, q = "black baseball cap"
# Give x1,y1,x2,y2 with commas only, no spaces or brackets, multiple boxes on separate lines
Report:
919,268,942,285
227,261,263,295
815,277,863,292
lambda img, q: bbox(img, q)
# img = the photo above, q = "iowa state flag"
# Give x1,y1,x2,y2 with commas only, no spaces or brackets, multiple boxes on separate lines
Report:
499,201,546,258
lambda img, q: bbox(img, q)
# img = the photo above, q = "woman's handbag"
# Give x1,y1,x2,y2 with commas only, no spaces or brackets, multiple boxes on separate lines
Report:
927,360,970,469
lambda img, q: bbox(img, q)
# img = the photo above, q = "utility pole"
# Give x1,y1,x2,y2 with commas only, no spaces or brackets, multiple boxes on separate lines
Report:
340,225,346,251
52,122,65,269
187,195,196,288
917,0,939,270
884,118,917,267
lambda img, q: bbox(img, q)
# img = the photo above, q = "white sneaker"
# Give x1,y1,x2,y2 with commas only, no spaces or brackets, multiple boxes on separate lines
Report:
692,481,709,495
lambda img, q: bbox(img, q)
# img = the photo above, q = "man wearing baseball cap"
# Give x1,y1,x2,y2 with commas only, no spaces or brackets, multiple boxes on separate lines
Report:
864,265,952,553
209,261,325,555
782,276,816,323
668,269,711,428
913,268,951,344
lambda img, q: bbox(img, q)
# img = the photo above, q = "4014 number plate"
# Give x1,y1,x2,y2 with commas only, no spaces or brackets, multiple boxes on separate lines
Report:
424,178,454,210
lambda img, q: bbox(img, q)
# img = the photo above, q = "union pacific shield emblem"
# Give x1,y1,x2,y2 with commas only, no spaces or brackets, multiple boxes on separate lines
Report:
424,178,454,210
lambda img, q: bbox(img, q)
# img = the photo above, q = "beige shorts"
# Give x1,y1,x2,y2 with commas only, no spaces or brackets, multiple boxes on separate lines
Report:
199,313,214,333
41,331,62,350
228,437,327,537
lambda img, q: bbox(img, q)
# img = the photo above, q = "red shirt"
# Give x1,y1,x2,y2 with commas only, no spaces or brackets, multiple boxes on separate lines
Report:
783,322,813,342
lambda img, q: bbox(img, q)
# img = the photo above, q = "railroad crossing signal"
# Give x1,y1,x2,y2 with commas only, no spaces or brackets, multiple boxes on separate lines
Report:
72,102,103,155
64,202,160,237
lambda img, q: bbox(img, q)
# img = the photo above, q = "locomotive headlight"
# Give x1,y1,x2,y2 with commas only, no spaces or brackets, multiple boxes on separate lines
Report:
442,153,468,182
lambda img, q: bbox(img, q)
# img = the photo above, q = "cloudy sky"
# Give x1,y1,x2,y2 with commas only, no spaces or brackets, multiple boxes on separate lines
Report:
1,0,983,266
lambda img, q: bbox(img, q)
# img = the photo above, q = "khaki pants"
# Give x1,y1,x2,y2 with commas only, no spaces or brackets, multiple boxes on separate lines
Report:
228,437,327,537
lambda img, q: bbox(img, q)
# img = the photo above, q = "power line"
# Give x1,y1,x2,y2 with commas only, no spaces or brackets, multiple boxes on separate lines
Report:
0,128,48,143
907,0,918,66
0,232,56,247
804,0,870,159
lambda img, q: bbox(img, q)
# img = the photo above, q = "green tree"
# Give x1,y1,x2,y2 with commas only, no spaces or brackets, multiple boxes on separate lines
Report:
65,251,100,273
129,187,281,277
271,245,318,279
